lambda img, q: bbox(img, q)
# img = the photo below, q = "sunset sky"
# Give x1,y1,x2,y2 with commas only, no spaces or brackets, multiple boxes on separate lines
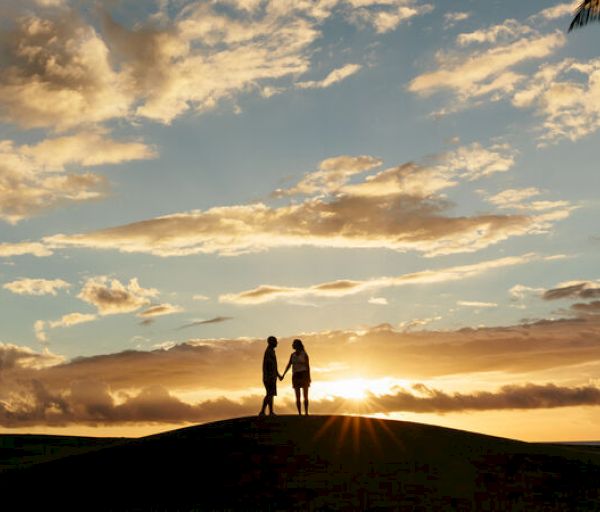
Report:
2,0,600,441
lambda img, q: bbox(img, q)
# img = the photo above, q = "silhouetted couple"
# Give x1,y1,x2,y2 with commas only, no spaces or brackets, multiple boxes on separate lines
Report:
259,336,311,416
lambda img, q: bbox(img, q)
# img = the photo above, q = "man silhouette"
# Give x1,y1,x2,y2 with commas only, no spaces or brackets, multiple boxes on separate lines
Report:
259,335,282,416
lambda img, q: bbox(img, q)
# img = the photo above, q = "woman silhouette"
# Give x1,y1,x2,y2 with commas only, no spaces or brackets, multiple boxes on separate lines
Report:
282,339,311,415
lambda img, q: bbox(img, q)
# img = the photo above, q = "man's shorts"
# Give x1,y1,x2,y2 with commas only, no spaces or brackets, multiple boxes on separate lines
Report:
263,379,277,397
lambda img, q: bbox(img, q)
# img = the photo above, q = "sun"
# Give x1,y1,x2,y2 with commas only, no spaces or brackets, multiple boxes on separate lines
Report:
314,377,412,404
321,378,373,401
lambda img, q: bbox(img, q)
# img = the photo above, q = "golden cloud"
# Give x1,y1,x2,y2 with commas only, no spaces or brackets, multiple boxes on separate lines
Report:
0,1,432,131
296,63,362,89
0,242,52,258
44,145,563,258
3,278,70,296
0,13,130,130
512,58,600,143
0,342,63,371
48,312,97,329
409,32,565,99
346,0,434,34
137,304,184,318
77,276,158,316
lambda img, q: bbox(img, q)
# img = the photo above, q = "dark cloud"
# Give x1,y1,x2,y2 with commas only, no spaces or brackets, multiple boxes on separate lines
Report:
0,378,258,427
177,317,233,330
369,383,600,414
571,301,600,316
543,282,600,301
3,313,600,427
2,378,600,427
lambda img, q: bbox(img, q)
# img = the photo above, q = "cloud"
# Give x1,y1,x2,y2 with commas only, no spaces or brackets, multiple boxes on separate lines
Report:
0,379,260,427
409,32,565,100
488,188,542,207
534,2,579,21
177,317,233,330
3,278,70,296
138,304,184,318
444,11,471,28
78,277,158,315
0,342,63,371
45,145,564,258
409,5,600,142
274,155,383,197
0,1,431,132
296,64,362,89
137,304,184,325
2,313,600,426
22,131,156,170
509,284,546,302
369,382,600,413
456,20,533,46
511,58,600,143
346,0,434,34
543,281,600,301
368,297,388,305
3,374,600,426
34,320,48,343
0,12,131,130
6,378,600,427
457,301,497,308
48,312,97,329
0,133,155,223
397,316,442,332
571,301,600,316
486,188,572,213
0,242,52,258
220,254,543,304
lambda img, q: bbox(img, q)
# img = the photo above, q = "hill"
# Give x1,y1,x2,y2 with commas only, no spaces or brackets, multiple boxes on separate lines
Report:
2,415,600,510
0,434,126,470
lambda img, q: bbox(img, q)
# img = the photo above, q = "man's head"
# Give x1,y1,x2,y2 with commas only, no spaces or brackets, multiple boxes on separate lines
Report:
267,335,277,348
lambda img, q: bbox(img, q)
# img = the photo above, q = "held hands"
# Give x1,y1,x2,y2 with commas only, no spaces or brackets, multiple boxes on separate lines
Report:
278,373,285,381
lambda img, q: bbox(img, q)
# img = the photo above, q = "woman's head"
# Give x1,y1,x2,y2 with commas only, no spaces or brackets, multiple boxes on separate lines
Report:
292,339,304,351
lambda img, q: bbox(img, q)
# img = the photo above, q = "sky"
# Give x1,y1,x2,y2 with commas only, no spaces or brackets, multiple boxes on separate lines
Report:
1,0,600,441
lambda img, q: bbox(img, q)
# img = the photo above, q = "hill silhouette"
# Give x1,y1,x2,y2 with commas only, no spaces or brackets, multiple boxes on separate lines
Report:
2,415,600,510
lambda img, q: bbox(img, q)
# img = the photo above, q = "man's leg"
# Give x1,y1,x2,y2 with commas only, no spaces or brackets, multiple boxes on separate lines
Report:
268,394,275,415
259,395,269,415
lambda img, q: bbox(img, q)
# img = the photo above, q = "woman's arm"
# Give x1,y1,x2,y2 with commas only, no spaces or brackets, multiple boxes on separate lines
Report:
281,355,293,380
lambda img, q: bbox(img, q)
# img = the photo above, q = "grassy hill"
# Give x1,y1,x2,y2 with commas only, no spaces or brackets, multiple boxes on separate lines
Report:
2,415,600,510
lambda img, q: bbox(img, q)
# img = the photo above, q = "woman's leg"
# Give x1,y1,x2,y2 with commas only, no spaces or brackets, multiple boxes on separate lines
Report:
294,387,302,415
303,385,309,415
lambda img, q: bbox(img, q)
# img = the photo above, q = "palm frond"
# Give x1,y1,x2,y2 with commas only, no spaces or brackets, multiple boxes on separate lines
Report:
569,0,600,31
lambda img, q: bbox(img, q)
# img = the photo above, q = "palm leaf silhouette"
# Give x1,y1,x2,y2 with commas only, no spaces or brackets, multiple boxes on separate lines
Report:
569,0,600,31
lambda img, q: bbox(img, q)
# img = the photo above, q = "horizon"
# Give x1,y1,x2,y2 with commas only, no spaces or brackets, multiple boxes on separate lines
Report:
2,0,600,442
